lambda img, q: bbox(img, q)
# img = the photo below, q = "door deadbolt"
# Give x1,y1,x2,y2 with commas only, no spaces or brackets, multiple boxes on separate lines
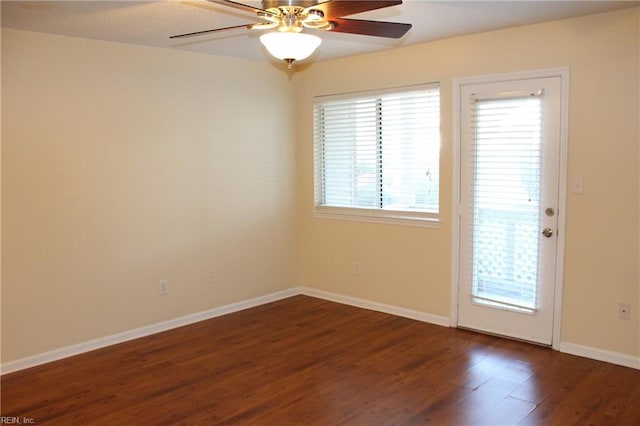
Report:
542,227,553,238
545,207,555,217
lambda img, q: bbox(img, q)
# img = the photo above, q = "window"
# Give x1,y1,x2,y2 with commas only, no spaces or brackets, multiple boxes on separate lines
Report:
313,84,440,225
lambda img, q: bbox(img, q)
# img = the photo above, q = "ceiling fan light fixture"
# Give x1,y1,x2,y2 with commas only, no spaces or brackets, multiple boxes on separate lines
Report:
259,31,321,68
170,0,411,70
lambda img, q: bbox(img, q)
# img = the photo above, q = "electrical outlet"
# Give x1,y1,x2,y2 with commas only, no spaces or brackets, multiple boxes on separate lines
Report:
353,262,361,276
159,279,169,296
617,303,630,320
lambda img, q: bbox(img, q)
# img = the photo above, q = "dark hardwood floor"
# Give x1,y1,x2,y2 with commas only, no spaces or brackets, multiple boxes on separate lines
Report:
2,295,639,425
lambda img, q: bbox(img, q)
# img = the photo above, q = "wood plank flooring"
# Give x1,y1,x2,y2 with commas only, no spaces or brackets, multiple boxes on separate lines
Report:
2,295,639,425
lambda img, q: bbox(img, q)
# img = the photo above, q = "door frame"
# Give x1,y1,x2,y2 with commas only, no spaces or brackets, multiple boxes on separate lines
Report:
451,67,570,349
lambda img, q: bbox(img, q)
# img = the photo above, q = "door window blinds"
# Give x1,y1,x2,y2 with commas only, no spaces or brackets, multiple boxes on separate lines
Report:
467,93,543,312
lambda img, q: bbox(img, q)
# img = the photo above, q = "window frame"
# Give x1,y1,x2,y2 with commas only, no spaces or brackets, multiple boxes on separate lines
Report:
313,83,441,228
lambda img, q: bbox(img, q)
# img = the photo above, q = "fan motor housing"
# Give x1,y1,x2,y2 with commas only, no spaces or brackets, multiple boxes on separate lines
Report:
262,0,319,10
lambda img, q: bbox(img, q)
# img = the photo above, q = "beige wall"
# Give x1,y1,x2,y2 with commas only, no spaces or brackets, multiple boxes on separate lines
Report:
1,29,297,363
637,6,640,362
294,8,640,357
2,7,639,366
0,25,3,364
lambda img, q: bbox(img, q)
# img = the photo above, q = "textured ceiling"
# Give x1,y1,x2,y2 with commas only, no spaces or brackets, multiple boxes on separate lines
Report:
2,1,638,65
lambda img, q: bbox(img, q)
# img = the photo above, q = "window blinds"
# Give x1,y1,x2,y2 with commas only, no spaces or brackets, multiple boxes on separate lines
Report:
468,94,543,312
314,85,440,215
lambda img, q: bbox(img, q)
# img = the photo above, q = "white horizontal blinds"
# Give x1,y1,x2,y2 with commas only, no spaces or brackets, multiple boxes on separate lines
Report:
316,97,380,208
380,90,440,212
314,85,440,213
469,93,543,312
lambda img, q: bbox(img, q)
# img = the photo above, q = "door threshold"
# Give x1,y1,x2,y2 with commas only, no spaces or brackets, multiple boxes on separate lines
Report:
456,326,552,348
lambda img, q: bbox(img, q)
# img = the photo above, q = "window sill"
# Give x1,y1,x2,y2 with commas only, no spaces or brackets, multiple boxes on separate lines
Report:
313,207,440,229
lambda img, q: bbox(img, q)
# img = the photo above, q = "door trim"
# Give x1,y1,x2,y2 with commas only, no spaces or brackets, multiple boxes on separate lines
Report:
451,67,570,350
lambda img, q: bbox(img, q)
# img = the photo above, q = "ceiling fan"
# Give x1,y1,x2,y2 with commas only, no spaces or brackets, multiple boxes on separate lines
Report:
170,0,411,68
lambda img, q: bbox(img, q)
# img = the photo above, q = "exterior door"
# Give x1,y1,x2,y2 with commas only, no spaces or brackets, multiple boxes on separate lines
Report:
457,76,562,345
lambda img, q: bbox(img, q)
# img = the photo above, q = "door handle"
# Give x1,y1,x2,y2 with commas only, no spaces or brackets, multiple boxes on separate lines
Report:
542,227,553,238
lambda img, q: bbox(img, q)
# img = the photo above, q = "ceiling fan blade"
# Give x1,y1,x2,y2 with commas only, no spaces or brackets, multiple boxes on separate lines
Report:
206,0,278,17
329,18,411,39
169,23,251,39
309,0,403,19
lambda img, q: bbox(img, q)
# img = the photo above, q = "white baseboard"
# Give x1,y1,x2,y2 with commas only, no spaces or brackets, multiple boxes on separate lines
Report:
0,287,299,375
300,287,451,327
558,342,640,370
1,286,450,375
299,288,639,371
4,286,637,374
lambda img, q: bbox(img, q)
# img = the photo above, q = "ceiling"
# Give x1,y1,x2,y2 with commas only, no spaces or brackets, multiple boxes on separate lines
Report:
2,1,638,65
